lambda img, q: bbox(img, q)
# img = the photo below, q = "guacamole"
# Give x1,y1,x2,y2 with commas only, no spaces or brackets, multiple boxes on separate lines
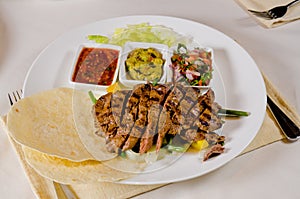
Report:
125,48,165,81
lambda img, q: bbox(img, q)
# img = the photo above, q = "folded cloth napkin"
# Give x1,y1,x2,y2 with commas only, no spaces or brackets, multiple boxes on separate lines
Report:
235,0,300,28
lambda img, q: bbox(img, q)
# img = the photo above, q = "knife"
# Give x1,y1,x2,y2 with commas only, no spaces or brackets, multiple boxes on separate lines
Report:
267,95,300,141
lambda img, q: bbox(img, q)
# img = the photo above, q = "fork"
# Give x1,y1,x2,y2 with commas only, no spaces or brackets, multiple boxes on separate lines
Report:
248,0,300,20
8,90,77,199
7,90,23,106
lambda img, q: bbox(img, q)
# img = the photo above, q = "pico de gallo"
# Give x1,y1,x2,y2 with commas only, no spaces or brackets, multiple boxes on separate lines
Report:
170,43,213,86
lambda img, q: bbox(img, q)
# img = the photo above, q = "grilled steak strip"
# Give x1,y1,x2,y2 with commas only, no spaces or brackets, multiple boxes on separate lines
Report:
184,88,222,132
195,102,222,132
181,89,214,130
106,84,145,153
122,83,152,151
164,84,192,136
178,89,221,142
139,84,170,154
203,144,225,161
156,84,186,151
168,86,201,135
111,90,132,126
94,93,119,140
205,132,225,145
179,87,201,116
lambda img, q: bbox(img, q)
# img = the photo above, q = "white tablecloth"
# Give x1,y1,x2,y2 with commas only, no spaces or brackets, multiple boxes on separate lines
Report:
0,0,299,198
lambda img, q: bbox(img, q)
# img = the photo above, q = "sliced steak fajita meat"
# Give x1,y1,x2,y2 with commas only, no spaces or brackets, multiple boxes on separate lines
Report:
203,144,225,161
179,86,201,116
156,84,186,151
181,89,215,130
168,86,201,136
177,89,223,143
204,132,225,145
181,89,222,134
195,102,222,132
94,92,118,139
106,84,146,153
93,83,225,155
139,84,170,154
111,90,132,127
122,83,152,151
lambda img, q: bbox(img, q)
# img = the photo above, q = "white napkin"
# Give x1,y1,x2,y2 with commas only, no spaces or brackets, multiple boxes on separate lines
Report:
235,0,300,28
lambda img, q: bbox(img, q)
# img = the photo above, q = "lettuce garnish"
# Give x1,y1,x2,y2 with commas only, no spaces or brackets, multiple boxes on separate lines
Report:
87,23,191,47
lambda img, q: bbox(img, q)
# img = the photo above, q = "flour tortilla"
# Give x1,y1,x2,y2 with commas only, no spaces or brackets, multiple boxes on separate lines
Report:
22,146,137,184
6,87,108,161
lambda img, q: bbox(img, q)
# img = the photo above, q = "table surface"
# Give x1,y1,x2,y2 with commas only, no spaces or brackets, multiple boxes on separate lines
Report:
0,0,300,198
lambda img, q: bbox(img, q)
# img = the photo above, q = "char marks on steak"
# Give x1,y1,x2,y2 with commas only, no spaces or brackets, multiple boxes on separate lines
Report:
106,84,147,153
156,84,187,151
94,92,118,139
122,83,152,151
93,83,224,155
111,90,132,126
178,89,221,142
139,84,170,154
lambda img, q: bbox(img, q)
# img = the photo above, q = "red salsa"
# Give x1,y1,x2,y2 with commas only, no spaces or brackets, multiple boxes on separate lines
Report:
72,47,119,86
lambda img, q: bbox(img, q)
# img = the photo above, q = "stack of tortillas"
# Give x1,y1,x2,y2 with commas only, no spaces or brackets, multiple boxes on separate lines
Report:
4,87,146,185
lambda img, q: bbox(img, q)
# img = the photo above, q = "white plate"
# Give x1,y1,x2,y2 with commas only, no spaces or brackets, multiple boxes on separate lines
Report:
23,15,266,185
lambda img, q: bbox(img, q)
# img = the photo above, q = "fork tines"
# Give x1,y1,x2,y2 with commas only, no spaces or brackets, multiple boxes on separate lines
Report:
248,9,272,19
8,89,23,106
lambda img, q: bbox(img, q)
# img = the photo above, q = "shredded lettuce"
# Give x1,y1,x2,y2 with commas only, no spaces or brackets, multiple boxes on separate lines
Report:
87,35,109,44
87,23,191,47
